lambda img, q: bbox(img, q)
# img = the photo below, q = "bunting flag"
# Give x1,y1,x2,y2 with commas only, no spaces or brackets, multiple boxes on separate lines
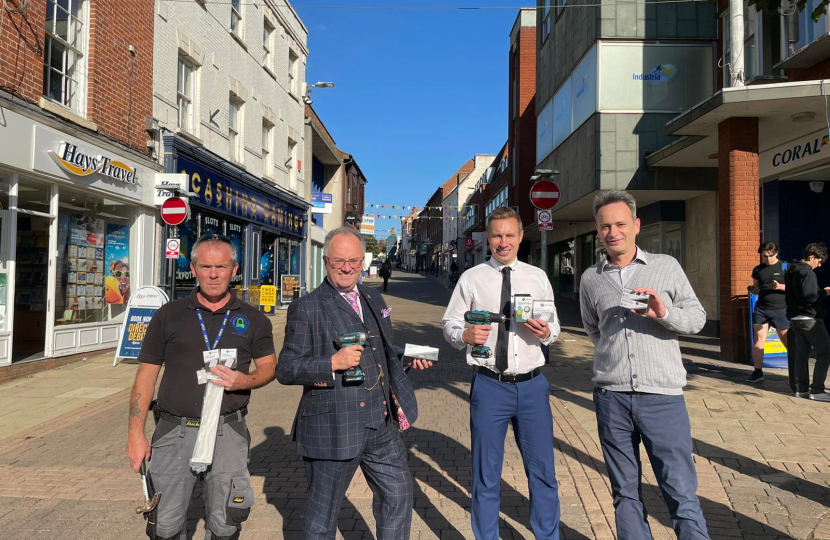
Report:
366,203,477,211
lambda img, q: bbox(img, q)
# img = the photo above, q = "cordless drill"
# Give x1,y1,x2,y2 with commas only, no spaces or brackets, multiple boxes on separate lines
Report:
334,332,367,384
464,311,507,359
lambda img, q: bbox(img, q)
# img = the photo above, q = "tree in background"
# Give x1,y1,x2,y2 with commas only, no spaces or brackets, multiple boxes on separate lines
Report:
379,239,387,254
363,235,380,257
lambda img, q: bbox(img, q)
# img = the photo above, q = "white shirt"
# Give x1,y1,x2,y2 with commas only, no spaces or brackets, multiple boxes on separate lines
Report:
442,258,560,374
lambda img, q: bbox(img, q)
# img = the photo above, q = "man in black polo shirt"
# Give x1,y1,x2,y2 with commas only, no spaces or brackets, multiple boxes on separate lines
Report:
126,234,276,540
747,242,789,383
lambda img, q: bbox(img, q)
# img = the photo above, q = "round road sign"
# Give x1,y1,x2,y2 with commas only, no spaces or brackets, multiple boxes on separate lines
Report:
530,180,561,211
160,197,188,226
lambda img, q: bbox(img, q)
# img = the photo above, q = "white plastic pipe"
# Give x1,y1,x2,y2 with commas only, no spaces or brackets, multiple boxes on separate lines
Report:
729,0,745,87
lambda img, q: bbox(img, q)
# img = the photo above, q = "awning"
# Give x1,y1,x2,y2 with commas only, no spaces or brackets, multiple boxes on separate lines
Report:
648,80,830,172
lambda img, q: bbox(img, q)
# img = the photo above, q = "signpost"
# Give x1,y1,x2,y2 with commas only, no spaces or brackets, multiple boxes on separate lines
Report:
531,177,561,276
259,284,277,315
113,286,169,366
160,195,190,301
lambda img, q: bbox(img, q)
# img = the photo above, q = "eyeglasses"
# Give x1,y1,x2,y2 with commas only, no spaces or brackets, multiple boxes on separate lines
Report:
112,270,130,278
325,257,363,269
197,233,233,244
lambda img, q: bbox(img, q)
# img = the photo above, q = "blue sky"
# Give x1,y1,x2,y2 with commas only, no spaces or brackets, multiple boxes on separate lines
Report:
297,1,524,234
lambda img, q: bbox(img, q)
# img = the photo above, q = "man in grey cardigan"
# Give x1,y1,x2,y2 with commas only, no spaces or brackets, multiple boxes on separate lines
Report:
580,190,710,540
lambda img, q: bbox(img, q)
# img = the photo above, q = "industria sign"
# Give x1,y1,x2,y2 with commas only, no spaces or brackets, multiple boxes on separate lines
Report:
49,142,138,184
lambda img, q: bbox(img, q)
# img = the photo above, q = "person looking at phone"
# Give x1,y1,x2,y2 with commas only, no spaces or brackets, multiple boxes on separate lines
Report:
747,242,789,383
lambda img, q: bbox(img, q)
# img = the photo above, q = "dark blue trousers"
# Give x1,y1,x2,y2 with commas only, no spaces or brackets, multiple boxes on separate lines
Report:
302,421,413,540
593,388,709,540
470,372,561,540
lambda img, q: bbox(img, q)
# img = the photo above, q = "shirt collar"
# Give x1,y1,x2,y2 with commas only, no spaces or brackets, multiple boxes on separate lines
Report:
326,277,359,297
187,286,241,311
488,257,519,272
601,247,648,272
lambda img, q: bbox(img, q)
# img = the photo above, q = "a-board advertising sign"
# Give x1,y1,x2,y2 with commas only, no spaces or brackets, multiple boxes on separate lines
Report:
260,285,277,315
280,274,300,305
113,286,169,366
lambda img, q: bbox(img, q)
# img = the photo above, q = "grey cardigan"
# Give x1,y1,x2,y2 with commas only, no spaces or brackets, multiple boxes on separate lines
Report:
579,251,706,395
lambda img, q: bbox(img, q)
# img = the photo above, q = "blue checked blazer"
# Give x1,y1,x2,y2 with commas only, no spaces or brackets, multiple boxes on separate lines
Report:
276,278,418,460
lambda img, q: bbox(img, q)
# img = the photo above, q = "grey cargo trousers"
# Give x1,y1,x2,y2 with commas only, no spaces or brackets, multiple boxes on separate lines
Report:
148,411,254,540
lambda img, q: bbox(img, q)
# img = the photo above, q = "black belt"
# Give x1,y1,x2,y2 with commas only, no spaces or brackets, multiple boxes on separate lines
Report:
474,366,540,384
157,406,248,428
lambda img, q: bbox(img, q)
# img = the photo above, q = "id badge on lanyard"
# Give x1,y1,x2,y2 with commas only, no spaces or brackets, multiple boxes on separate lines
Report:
195,309,237,384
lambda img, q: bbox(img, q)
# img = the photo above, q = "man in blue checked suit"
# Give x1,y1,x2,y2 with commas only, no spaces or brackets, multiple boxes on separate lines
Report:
277,227,433,540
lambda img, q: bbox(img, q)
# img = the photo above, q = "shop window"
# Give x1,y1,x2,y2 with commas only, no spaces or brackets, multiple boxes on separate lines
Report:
177,58,196,133
43,0,88,116
229,96,243,164
54,188,133,326
638,222,684,267
0,178,11,333
15,180,52,213
556,0,567,18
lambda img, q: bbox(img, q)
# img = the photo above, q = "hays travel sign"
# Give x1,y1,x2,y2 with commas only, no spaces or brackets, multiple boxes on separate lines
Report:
49,142,138,184
760,129,830,178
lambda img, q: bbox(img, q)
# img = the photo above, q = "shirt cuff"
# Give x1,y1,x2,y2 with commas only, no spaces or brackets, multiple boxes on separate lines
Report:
657,307,670,321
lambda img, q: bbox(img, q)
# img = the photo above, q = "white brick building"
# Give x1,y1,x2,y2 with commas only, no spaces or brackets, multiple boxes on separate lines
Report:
153,0,312,299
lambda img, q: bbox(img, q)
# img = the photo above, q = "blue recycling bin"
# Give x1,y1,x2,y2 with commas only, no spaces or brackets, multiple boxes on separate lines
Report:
748,293,788,368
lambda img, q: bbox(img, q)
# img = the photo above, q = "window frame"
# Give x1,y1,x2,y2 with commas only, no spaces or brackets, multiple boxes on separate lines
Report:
263,18,274,69
231,0,243,39
542,0,551,42
43,0,89,116
287,138,298,191
177,57,195,133
229,97,244,164
261,120,273,178
288,50,299,96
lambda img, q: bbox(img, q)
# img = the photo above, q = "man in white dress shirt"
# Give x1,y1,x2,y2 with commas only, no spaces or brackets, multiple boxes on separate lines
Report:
442,207,562,540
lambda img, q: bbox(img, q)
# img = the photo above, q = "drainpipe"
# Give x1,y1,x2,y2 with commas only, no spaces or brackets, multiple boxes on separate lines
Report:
729,0,745,87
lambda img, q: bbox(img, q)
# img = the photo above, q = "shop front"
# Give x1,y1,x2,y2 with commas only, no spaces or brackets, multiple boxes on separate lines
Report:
0,110,159,365
165,137,308,304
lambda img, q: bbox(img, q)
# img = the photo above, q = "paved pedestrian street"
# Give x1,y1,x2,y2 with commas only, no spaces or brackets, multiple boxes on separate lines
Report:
0,273,829,539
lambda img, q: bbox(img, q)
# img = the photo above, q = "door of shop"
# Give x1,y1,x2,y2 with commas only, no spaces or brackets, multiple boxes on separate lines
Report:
10,210,56,362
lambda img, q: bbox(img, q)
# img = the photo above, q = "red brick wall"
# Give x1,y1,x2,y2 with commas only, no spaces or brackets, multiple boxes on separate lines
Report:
0,0,47,104
513,26,538,229
0,0,154,154
718,117,760,362
87,0,154,152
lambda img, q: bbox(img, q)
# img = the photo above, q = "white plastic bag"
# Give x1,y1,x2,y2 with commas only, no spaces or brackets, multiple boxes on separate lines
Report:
190,349,237,472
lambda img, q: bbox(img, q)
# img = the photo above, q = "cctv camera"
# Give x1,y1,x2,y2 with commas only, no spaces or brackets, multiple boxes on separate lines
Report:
810,181,825,193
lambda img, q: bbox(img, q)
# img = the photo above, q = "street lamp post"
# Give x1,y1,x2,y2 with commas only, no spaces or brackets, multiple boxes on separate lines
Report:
533,169,560,277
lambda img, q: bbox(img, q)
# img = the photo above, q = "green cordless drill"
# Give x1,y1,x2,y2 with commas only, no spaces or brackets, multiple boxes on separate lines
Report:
464,311,507,359
334,331,367,384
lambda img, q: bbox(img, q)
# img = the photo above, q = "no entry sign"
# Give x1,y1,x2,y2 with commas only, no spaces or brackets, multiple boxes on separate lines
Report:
160,197,188,226
530,180,561,211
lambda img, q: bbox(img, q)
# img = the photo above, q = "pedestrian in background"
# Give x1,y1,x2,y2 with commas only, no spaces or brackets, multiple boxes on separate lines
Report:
580,190,710,540
747,242,789,383
785,242,830,402
380,258,392,292
442,207,562,540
